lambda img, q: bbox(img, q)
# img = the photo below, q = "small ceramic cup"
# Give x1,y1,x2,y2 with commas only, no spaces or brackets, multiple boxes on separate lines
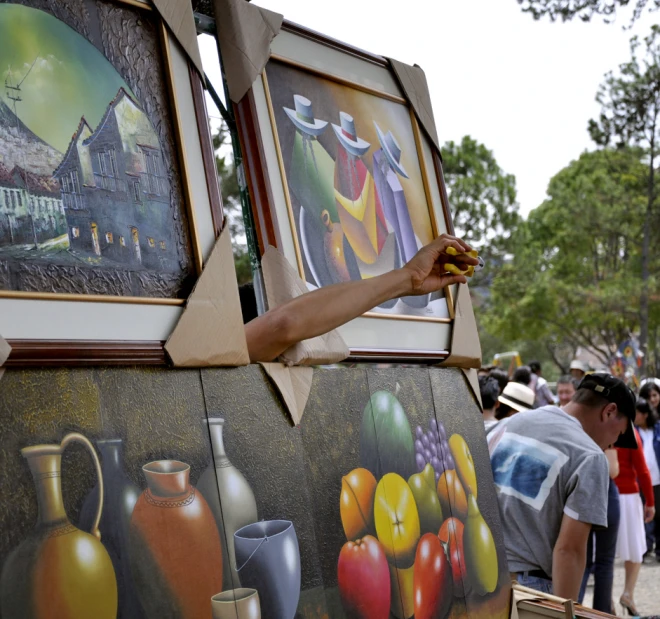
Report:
211,588,260,619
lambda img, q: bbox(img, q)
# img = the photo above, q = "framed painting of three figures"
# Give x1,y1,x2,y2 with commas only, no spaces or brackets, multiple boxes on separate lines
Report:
238,24,458,360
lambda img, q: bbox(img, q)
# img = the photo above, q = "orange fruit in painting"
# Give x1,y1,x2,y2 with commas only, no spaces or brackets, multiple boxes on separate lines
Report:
437,470,467,522
340,468,377,541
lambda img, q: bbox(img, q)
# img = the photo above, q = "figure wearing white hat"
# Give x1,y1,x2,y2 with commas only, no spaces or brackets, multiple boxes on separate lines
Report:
284,95,338,225
372,122,419,265
332,112,388,266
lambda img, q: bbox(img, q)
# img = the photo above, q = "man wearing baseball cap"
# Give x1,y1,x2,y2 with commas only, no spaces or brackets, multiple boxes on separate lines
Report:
489,372,636,599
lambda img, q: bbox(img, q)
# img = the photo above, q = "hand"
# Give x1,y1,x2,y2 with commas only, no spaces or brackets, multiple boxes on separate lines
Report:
401,234,479,296
645,505,655,523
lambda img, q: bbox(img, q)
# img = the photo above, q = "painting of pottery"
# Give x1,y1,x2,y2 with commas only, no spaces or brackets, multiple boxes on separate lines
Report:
211,588,261,619
0,2,194,299
0,432,118,619
198,418,259,591
265,60,448,319
129,460,224,619
234,520,301,619
80,439,143,618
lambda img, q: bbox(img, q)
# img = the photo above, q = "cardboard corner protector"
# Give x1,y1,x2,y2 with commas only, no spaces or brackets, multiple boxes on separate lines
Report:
165,229,250,367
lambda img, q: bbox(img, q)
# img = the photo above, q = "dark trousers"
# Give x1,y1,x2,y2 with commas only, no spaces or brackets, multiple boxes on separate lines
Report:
644,484,660,555
578,480,620,614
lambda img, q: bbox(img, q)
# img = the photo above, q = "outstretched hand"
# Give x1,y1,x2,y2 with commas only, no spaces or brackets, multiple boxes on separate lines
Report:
401,234,478,296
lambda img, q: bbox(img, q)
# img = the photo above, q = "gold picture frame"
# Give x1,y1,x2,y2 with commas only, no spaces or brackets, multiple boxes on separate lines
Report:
234,22,459,359
0,0,223,363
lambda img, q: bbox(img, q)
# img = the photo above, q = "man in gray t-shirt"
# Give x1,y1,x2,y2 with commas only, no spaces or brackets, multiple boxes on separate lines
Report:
489,373,637,599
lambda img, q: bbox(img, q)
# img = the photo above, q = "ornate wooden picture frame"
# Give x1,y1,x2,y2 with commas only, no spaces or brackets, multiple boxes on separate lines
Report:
234,22,458,361
0,0,223,365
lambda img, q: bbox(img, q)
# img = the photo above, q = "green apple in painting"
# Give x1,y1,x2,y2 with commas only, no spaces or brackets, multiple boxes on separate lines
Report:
408,464,443,535
360,391,416,480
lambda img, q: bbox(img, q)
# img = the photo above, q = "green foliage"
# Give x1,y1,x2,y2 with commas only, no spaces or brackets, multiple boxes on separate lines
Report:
588,25,660,362
213,122,251,284
442,136,520,289
517,0,659,23
442,136,520,251
484,148,652,368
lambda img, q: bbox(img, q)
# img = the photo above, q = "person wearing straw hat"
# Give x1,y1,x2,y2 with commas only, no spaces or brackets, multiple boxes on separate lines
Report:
497,381,536,418
489,373,637,600
570,359,588,381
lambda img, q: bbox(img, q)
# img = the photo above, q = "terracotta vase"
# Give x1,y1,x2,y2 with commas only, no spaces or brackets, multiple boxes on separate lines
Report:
0,432,118,619
234,520,301,619
211,589,261,619
198,418,258,591
129,460,223,619
80,439,143,618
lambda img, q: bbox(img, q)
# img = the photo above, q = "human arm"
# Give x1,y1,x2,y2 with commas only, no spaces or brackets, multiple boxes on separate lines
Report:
538,380,555,407
552,513,591,600
245,234,478,362
631,429,655,521
605,448,619,479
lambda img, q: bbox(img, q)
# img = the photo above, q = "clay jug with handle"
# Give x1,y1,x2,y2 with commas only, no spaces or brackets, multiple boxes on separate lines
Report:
80,439,143,618
0,432,118,619
129,460,223,619
198,418,258,591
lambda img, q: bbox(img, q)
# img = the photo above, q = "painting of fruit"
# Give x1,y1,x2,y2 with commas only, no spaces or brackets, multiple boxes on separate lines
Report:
438,517,468,593
437,469,467,522
337,535,391,619
341,468,377,541
388,562,415,619
360,391,416,480
373,473,420,567
334,382,509,619
449,434,478,499
464,494,498,595
413,533,453,619
408,464,443,535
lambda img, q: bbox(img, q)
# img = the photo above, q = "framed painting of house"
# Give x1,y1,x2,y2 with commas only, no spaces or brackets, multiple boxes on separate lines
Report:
0,0,223,364
235,22,457,360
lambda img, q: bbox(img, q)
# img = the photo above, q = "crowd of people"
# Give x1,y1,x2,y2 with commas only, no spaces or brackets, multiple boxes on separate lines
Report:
479,361,660,615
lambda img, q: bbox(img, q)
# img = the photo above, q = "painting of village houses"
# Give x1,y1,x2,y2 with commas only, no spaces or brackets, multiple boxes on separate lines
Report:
0,3,191,298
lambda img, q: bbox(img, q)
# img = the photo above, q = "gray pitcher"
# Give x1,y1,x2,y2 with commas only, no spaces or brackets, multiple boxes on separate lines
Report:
234,521,300,619
198,417,258,591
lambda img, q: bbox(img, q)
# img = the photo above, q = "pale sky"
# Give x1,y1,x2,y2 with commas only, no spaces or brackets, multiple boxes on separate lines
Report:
201,0,657,218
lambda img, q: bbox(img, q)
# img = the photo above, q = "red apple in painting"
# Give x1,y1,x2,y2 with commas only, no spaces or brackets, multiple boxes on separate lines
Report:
438,518,469,594
413,533,453,619
338,535,391,619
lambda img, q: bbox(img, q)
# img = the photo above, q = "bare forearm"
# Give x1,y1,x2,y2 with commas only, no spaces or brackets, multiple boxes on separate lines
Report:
281,268,410,339
552,546,586,600
245,268,411,362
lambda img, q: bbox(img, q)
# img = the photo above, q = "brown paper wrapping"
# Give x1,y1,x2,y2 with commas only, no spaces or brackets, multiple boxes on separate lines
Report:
388,58,441,154
259,362,313,425
151,0,204,76
461,368,483,409
261,246,349,366
213,0,283,103
440,283,482,369
165,228,250,367
0,335,10,382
